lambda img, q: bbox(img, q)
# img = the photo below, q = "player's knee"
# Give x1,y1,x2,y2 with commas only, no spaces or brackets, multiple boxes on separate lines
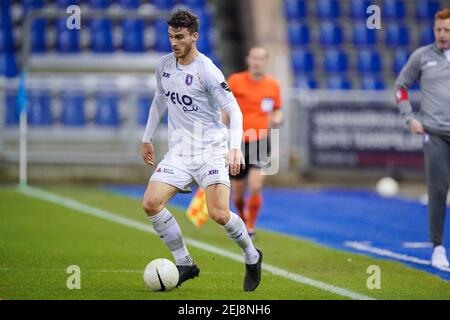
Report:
142,196,164,216
209,207,230,226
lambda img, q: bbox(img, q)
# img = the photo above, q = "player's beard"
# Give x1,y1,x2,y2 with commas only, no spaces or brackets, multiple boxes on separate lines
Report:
177,42,193,60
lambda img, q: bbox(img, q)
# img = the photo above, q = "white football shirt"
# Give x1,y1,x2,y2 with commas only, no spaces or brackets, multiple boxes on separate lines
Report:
154,52,236,157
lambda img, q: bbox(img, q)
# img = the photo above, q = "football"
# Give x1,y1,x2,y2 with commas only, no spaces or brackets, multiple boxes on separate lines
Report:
143,258,179,292
376,176,399,197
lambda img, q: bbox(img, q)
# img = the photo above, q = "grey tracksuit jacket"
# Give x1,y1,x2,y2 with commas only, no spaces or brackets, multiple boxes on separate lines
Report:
394,43,450,136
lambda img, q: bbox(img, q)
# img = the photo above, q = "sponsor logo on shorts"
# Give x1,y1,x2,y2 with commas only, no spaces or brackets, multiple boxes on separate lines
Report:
163,168,174,175
208,169,219,176
156,167,174,175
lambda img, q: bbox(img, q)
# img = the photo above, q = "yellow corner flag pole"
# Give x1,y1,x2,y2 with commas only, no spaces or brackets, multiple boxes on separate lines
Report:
186,188,209,227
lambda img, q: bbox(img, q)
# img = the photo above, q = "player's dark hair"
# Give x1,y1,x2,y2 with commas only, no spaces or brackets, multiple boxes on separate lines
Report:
167,9,199,35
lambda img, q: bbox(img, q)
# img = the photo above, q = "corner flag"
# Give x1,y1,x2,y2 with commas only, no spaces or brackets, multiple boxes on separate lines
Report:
186,188,209,227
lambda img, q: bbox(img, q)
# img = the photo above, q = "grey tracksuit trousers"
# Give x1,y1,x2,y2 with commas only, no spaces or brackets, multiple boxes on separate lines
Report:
423,132,449,246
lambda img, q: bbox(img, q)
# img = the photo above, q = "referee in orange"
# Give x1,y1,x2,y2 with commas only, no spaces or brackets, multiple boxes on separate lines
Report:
223,46,283,239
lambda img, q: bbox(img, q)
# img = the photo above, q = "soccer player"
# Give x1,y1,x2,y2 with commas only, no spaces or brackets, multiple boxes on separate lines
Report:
394,8,450,268
223,47,283,239
140,10,262,291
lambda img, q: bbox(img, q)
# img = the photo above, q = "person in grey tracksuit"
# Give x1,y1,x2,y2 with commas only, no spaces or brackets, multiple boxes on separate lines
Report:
394,8,450,268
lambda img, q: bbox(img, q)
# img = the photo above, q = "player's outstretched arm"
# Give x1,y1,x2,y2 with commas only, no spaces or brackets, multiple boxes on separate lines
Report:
141,97,166,165
222,101,244,175
141,142,155,166
141,68,168,165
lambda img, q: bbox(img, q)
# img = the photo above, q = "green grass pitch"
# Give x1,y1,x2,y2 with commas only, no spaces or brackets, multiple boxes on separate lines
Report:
0,185,449,300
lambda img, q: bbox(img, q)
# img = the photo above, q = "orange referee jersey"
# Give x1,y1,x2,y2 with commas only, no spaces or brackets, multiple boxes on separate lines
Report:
227,71,281,142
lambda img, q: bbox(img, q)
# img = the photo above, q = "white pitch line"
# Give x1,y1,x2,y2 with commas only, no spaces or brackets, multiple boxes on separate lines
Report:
345,241,450,273
18,185,375,300
402,242,433,249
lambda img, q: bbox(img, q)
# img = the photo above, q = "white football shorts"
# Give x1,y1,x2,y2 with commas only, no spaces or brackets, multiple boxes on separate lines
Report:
149,152,230,193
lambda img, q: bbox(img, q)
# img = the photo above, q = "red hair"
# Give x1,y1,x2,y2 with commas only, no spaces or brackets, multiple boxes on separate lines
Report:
435,8,450,20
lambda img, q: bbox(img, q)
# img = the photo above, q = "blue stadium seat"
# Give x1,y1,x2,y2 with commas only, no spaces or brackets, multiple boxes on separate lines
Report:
352,21,376,45
60,91,86,127
385,23,409,46
392,49,410,74
56,0,80,8
22,0,44,15
0,28,14,53
153,0,175,10
197,32,212,55
323,48,348,72
420,24,435,45
320,21,343,45
5,89,19,126
349,0,372,19
0,1,14,52
294,75,318,89
327,75,351,90
287,21,310,45
200,9,213,32
0,52,18,77
88,0,110,8
357,49,382,73
360,75,386,90
56,18,80,52
383,0,406,19
95,92,120,127
154,19,171,52
137,95,152,126
291,48,314,73
118,0,140,8
22,0,44,7
284,0,307,19
416,0,441,20
89,18,114,52
180,0,207,9
28,90,53,126
31,19,47,53
316,0,340,18
122,19,145,52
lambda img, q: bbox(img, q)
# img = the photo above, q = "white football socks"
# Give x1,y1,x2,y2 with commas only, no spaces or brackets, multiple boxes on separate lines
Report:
224,212,259,264
149,208,193,266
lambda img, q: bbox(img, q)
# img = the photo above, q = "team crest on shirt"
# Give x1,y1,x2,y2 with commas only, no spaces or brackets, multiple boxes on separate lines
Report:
185,74,193,86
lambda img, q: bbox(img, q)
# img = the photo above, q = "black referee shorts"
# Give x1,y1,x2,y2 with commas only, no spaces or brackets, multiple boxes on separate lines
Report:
230,137,271,180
